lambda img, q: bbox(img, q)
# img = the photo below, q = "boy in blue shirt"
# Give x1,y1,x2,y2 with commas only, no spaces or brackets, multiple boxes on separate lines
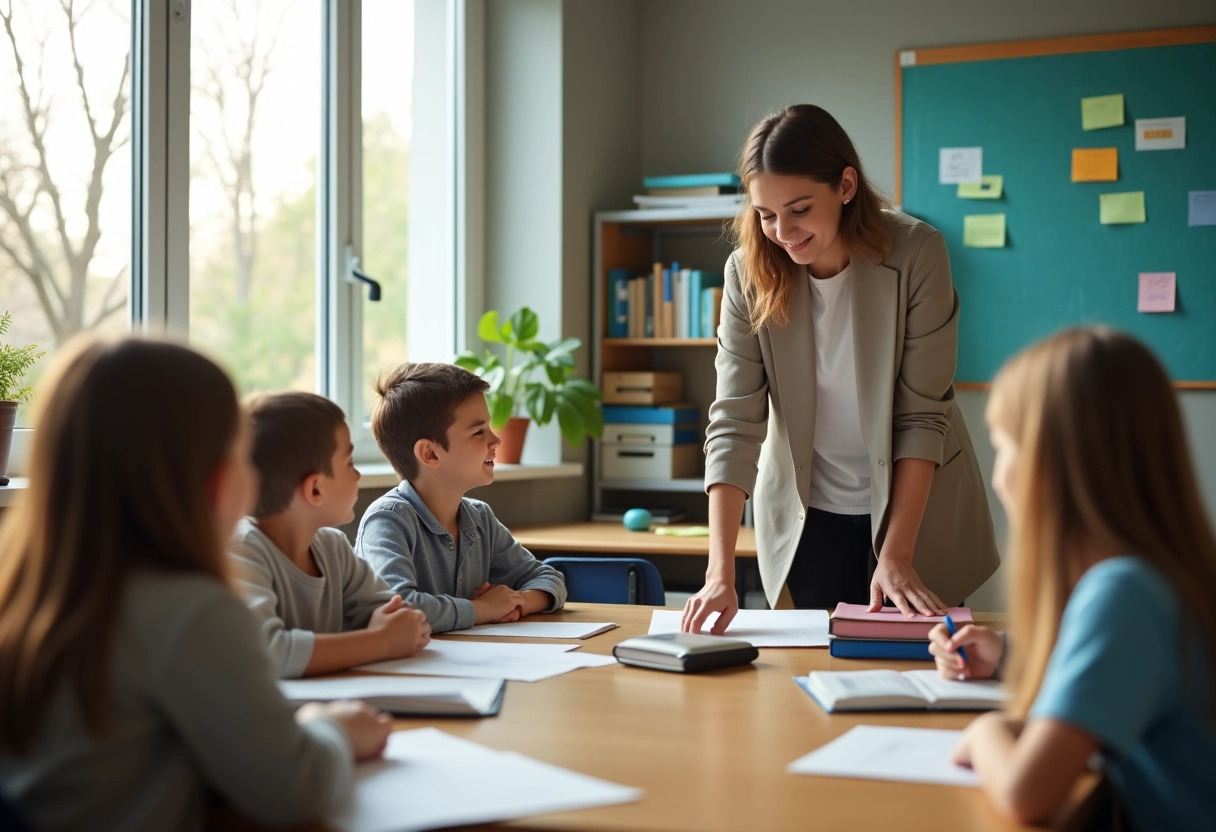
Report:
355,362,566,633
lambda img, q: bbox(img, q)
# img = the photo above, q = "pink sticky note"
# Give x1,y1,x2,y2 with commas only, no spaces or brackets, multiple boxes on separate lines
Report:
1138,272,1176,313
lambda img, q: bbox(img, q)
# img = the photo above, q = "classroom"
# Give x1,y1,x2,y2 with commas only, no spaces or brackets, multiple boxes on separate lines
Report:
1,1,1214,831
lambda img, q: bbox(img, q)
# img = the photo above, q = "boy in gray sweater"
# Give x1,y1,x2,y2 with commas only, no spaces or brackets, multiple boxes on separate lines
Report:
230,392,431,677
355,363,566,633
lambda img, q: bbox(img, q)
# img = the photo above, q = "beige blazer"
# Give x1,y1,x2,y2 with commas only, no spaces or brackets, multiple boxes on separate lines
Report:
704,212,1000,608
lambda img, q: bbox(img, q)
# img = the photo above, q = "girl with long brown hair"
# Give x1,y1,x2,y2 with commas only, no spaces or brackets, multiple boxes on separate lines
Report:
0,336,391,831
928,327,1216,827
683,104,997,633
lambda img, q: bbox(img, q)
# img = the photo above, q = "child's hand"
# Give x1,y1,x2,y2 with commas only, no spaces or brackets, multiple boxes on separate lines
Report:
471,584,525,624
369,594,432,658
297,700,391,762
928,622,1004,680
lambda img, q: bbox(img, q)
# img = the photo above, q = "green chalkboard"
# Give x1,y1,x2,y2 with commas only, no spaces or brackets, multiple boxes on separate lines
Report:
899,30,1216,384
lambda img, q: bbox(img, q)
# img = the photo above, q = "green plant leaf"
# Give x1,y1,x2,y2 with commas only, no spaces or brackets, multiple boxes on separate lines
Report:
554,396,584,447
544,337,580,359
564,377,603,400
565,388,605,439
482,364,506,394
523,384,551,424
453,351,483,372
509,307,540,344
489,392,514,430
478,310,504,343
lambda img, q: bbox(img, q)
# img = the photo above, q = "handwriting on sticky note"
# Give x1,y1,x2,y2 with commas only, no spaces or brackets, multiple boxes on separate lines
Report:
1071,148,1117,182
1099,192,1145,225
1189,191,1216,227
963,214,1006,248
957,175,1003,199
1081,94,1124,131
939,147,982,185
1138,273,1176,313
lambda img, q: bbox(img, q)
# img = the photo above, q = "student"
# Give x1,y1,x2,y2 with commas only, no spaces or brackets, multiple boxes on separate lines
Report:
230,391,431,679
927,327,1216,828
0,336,391,832
355,362,566,633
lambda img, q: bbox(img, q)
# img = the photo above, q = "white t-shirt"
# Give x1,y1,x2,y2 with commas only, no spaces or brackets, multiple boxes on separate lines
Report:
807,263,871,514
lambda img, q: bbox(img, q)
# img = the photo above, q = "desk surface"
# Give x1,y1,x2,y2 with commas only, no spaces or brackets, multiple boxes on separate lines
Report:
391,603,1095,832
513,522,757,558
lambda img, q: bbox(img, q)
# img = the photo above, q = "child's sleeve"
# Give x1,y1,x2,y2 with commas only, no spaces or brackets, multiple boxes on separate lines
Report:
228,543,316,679
355,507,476,632
324,529,395,630
483,510,567,611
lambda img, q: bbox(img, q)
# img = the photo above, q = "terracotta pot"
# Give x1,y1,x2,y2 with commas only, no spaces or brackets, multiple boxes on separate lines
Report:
496,416,530,464
0,401,16,487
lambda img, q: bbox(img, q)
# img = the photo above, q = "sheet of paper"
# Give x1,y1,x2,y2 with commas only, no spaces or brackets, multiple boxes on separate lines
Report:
279,675,503,711
956,175,1003,199
356,639,612,683
1071,147,1117,182
787,725,979,787
963,213,1006,248
445,621,619,639
938,147,982,185
1100,191,1146,225
1138,272,1176,313
1081,93,1124,130
649,608,829,647
1135,116,1185,151
1189,190,1216,226
330,728,642,832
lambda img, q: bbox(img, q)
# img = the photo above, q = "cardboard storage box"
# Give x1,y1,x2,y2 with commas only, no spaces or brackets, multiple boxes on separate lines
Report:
601,371,683,405
602,442,699,480
602,422,699,446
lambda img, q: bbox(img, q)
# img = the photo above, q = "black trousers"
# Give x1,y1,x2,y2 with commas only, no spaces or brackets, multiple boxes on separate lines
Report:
786,506,874,610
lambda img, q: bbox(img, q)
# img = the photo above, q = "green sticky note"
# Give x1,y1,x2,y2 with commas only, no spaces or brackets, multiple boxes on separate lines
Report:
1099,191,1145,225
1082,94,1124,131
963,214,1006,248
957,175,1004,199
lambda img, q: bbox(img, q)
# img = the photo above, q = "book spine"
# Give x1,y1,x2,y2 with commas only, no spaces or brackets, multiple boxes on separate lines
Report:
644,273,654,338
828,639,933,661
701,287,723,338
608,269,630,338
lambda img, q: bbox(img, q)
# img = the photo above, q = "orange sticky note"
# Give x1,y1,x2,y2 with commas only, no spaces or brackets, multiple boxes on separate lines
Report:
1072,148,1118,182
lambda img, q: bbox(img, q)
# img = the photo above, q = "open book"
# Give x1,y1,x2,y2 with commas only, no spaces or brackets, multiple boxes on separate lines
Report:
795,669,1006,713
279,675,505,717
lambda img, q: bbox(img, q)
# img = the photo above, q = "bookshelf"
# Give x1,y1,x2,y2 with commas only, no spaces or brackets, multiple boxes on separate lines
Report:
590,205,739,518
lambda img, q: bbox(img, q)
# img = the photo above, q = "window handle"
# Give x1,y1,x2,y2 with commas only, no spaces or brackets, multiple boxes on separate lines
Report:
345,247,382,302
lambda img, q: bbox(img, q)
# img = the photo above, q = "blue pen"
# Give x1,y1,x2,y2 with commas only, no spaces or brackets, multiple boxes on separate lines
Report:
944,614,970,668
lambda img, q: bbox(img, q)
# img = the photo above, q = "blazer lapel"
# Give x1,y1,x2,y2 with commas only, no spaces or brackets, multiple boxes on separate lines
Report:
851,259,899,457
766,269,816,469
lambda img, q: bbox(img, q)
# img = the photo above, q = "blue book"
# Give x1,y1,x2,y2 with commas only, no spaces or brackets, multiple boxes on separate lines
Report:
688,271,724,338
600,404,699,425
607,268,631,337
827,637,933,661
642,172,741,190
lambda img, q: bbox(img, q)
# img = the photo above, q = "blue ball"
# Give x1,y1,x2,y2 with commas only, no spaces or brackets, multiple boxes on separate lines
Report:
622,508,652,531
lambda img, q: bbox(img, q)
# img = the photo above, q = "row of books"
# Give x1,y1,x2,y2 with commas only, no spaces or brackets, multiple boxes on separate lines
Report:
632,172,744,211
608,264,724,339
827,604,975,660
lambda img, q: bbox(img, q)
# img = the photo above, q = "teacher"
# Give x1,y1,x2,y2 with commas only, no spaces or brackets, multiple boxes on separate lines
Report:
682,104,999,634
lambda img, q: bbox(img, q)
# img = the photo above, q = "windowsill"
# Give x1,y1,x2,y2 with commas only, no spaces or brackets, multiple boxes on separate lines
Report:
0,478,29,508
357,462,584,489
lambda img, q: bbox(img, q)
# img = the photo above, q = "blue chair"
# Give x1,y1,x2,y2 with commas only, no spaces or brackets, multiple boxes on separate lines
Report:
543,557,666,605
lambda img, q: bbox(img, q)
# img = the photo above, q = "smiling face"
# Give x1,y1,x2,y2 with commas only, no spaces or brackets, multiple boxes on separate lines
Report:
438,393,502,491
749,171,855,278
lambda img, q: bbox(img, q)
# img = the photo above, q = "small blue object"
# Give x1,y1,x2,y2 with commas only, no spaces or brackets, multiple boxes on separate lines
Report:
944,614,970,665
622,508,652,531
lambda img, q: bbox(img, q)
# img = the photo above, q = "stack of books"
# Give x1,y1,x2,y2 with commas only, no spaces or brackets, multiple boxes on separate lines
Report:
827,604,974,660
607,262,723,339
632,172,744,211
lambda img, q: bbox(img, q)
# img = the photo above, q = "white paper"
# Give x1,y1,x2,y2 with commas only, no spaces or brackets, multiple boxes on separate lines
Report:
330,728,642,832
788,725,979,787
445,621,619,639
1135,116,1186,151
278,675,504,715
648,609,829,647
938,147,983,184
355,639,610,683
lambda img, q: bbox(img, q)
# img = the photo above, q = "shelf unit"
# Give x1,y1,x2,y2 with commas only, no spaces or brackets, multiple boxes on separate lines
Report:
590,205,738,518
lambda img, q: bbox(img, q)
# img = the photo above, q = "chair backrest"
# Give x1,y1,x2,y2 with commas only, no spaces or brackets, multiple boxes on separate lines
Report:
542,557,666,606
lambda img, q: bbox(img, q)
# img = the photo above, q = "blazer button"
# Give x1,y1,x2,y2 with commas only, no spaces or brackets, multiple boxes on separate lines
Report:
798,513,805,521
797,465,804,471
878,459,886,467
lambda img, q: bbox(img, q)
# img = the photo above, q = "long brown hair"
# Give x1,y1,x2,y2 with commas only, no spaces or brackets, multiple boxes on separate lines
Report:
987,327,1216,718
0,336,241,753
731,104,891,330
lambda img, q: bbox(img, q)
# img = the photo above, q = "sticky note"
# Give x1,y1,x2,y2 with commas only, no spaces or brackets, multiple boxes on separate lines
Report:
939,147,983,185
963,214,1006,248
1082,94,1124,131
957,175,1003,199
1071,148,1118,182
1138,272,1176,313
1188,191,1216,227
1099,192,1145,225
1135,117,1186,151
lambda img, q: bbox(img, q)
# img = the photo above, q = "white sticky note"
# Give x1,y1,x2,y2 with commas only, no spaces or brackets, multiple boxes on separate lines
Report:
939,147,983,185
1135,117,1186,151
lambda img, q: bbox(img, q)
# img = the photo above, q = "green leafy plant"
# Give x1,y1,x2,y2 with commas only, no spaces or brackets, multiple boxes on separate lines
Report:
0,312,45,404
455,307,603,448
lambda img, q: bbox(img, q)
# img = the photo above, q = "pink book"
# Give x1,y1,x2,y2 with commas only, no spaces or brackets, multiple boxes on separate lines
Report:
829,604,973,640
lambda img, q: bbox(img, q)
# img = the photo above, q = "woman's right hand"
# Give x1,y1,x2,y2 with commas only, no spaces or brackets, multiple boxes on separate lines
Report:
680,580,738,634
298,700,392,762
928,623,1004,681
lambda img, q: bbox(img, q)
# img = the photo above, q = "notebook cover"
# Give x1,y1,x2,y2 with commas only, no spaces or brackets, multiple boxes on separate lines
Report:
827,637,933,661
829,604,973,640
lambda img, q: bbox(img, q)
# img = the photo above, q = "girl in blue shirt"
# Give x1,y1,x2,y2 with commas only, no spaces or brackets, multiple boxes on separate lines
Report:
928,327,1216,828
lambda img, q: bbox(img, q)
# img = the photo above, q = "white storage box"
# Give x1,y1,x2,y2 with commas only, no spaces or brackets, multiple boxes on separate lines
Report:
602,443,699,480
602,422,699,446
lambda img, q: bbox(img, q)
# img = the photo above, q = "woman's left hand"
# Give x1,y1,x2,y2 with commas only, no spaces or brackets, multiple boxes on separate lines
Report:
869,550,947,616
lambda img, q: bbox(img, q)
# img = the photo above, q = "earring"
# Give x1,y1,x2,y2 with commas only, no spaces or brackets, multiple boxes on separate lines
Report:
843,197,851,205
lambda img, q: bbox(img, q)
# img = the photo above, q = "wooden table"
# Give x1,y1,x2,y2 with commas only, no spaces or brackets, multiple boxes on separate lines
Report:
390,603,1098,832
513,522,757,558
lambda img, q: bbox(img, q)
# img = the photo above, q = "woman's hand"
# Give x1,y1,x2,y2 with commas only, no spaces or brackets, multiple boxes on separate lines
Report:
929,622,1004,680
869,551,946,616
680,580,738,634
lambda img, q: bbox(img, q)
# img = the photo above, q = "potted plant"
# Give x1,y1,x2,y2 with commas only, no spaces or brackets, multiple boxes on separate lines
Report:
0,311,45,486
454,306,603,464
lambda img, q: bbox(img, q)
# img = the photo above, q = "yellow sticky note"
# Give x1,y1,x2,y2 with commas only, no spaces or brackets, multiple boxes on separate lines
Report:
1099,192,1146,225
1082,94,1124,131
957,175,1004,199
963,214,1006,248
1071,148,1118,182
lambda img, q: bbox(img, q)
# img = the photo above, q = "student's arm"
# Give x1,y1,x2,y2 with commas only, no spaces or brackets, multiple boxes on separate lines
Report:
304,596,430,675
321,528,396,630
228,545,317,678
483,507,566,614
